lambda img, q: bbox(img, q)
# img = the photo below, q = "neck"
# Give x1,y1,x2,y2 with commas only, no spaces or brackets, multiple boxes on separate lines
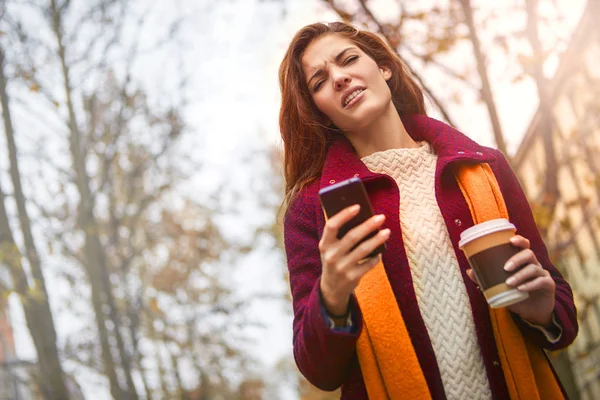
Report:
344,102,419,158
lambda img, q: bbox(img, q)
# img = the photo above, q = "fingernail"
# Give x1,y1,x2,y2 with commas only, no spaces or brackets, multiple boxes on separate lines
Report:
506,276,516,286
374,214,385,222
504,261,514,271
350,204,360,212
381,228,391,237
510,236,518,244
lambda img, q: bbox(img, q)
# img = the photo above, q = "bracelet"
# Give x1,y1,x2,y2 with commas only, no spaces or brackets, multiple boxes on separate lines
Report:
327,312,353,329
326,308,350,319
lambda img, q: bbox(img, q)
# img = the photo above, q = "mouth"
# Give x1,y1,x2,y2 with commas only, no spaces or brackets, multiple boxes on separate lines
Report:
343,88,365,108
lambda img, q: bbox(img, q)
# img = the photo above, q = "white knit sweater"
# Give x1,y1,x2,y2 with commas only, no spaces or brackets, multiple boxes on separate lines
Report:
361,141,493,400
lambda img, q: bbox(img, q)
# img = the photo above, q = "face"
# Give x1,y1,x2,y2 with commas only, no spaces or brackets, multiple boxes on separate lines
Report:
301,34,393,133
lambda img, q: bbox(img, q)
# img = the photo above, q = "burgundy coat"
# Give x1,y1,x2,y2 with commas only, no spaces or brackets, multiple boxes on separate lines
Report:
283,115,578,399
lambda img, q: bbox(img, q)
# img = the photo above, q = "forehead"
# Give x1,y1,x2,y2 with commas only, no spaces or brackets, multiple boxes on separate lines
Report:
301,34,359,76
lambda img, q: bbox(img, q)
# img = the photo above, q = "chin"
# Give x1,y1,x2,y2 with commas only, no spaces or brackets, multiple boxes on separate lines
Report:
344,103,386,129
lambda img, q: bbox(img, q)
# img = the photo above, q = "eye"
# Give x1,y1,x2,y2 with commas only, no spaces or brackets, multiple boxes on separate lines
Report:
344,55,358,65
313,79,325,92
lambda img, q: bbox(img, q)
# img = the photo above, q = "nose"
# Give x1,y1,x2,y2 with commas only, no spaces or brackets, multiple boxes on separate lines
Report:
333,71,351,90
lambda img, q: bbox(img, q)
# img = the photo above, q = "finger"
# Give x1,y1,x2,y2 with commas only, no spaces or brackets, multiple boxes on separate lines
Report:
348,253,381,281
515,274,555,292
337,213,387,255
504,248,538,272
342,228,391,266
321,248,342,270
509,235,530,250
506,263,548,287
319,204,361,250
465,269,477,283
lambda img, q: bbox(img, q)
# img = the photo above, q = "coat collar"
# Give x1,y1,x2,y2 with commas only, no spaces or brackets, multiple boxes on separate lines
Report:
319,114,496,188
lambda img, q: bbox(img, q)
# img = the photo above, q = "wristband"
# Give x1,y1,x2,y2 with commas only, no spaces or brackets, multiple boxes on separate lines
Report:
326,308,350,319
327,312,353,329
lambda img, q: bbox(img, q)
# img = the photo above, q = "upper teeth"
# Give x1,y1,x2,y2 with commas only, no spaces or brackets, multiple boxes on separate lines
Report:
344,89,363,106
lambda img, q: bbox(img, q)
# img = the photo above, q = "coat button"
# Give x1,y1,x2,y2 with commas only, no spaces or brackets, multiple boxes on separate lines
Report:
476,151,483,156
455,219,462,226
457,151,465,155
329,180,336,184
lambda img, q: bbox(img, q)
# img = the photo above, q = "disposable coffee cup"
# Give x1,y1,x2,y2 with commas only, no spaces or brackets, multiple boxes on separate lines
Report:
459,218,529,308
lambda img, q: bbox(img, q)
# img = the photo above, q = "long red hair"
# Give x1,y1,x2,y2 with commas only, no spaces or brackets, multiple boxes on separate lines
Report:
279,22,426,207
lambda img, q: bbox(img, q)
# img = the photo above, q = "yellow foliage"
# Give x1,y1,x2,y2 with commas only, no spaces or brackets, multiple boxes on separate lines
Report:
27,279,46,302
149,297,162,314
0,242,22,269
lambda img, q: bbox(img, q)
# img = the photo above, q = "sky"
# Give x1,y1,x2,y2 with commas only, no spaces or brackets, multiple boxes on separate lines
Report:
2,0,589,398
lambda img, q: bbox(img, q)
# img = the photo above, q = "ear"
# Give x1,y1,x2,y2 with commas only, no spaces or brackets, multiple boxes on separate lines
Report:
380,66,392,81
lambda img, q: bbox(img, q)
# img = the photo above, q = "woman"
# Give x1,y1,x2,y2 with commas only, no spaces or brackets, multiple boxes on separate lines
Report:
279,21,577,399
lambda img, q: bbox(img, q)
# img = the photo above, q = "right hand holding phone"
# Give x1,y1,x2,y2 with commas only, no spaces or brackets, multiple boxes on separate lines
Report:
319,204,391,316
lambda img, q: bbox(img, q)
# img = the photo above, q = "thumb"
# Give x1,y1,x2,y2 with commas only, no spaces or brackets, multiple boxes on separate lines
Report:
465,269,478,284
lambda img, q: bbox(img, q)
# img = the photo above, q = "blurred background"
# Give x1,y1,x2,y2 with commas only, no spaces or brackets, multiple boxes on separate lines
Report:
0,0,599,399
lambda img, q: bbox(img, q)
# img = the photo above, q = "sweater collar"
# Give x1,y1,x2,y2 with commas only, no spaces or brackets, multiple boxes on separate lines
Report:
319,114,496,188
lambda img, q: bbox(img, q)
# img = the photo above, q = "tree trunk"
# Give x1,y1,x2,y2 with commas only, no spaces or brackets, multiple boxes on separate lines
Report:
97,249,139,400
458,0,509,156
524,0,560,238
0,46,71,400
128,299,153,400
149,319,171,398
168,346,186,400
187,322,210,400
48,1,128,398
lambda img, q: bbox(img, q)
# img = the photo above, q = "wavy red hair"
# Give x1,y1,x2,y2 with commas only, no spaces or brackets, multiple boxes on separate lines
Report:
279,22,426,207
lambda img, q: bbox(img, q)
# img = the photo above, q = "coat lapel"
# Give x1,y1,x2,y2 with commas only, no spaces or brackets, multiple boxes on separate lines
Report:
320,115,497,187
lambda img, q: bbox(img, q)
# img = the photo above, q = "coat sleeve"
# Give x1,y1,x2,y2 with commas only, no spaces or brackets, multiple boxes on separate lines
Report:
283,186,363,390
491,149,578,350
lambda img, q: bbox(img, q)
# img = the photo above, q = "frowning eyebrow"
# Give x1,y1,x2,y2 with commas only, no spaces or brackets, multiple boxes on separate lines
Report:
307,47,357,86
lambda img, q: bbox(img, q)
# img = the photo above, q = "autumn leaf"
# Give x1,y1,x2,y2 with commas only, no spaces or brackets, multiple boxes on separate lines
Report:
149,297,162,314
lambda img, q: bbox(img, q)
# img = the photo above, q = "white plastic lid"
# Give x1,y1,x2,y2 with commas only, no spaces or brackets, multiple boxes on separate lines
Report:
458,218,516,249
488,288,529,308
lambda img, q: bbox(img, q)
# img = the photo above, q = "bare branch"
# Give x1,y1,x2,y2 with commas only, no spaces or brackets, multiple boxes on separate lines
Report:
403,46,477,91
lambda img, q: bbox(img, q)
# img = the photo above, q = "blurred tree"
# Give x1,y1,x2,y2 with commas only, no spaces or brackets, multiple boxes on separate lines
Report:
523,0,559,237
457,0,508,155
48,0,136,396
1,0,279,399
0,45,71,399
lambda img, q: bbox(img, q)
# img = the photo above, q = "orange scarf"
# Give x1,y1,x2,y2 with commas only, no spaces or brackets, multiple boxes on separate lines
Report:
354,163,563,399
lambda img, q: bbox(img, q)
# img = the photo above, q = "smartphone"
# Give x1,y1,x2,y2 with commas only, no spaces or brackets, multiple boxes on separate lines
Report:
318,177,386,258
